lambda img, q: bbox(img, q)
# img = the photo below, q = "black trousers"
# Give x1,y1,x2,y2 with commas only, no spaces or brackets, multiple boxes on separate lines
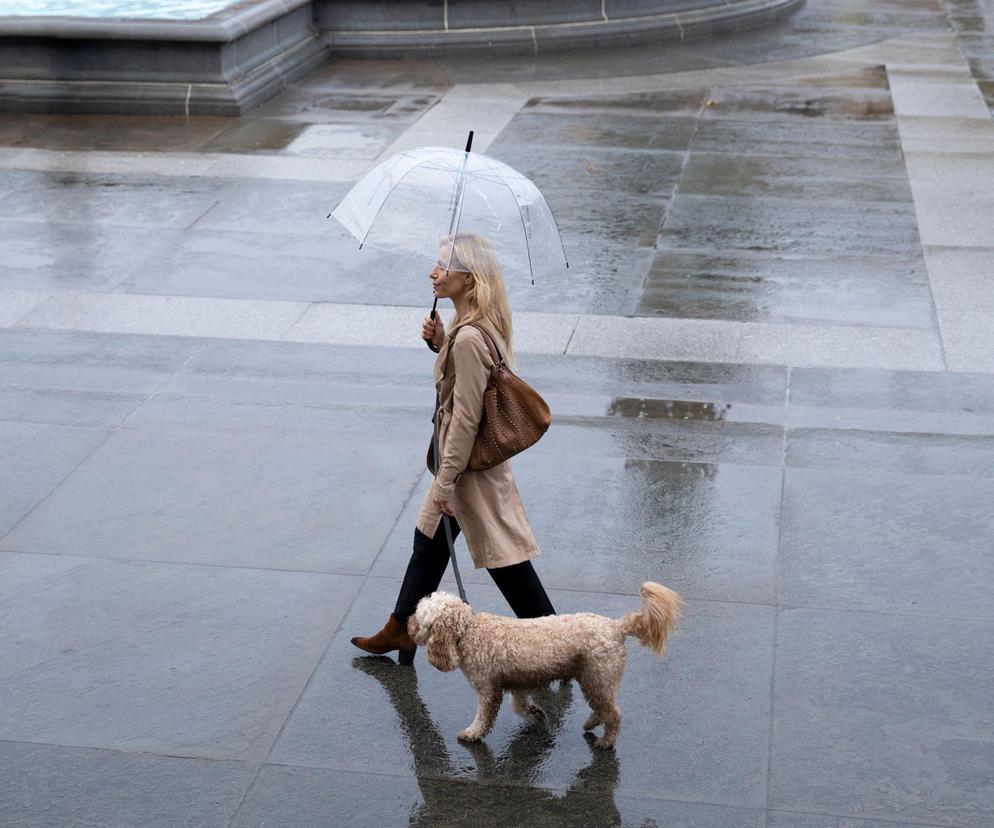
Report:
394,515,556,621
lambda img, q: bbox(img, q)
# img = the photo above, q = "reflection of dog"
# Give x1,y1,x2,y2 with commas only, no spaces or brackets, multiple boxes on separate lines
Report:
352,657,624,826
408,581,683,749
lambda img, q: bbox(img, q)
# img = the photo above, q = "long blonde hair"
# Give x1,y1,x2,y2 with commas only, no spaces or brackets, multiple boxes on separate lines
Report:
440,231,516,369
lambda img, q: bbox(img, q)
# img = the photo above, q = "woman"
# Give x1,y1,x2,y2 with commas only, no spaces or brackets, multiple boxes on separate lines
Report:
351,230,556,664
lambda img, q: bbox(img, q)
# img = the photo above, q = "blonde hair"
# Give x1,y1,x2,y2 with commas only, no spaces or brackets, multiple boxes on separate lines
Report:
440,231,516,369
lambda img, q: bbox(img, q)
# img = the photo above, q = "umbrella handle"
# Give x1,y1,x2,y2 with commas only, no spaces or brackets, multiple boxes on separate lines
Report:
426,297,441,352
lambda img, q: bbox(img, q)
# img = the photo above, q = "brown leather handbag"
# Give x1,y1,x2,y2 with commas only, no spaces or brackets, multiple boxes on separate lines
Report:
427,322,551,474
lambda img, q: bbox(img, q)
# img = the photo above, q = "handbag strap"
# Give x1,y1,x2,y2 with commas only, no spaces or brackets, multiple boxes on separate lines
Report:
467,322,506,369
439,321,505,379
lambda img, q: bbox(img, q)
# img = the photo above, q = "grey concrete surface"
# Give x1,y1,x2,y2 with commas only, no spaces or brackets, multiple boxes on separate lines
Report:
1,4,993,828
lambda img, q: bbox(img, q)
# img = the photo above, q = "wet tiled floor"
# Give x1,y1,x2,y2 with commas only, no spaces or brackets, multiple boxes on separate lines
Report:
2,2,993,827
1,328,992,826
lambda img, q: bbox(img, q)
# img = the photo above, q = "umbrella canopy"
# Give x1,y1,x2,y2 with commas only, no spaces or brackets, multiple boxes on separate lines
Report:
329,141,569,286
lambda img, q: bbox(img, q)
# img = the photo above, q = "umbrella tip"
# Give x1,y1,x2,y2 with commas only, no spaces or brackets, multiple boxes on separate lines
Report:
465,130,474,153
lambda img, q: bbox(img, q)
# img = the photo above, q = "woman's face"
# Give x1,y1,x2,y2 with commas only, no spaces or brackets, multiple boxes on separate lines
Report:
430,245,471,300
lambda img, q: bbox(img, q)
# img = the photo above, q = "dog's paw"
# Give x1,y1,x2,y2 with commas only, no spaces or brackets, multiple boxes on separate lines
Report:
582,714,599,731
592,735,616,750
458,728,484,743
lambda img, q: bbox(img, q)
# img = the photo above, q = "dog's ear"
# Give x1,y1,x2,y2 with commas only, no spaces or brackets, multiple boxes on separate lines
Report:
426,601,470,673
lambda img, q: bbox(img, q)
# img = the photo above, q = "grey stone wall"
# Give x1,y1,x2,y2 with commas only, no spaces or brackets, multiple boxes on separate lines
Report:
316,0,806,56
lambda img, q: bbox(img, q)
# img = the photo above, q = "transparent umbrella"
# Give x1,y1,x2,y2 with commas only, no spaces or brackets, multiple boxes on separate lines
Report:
328,132,569,319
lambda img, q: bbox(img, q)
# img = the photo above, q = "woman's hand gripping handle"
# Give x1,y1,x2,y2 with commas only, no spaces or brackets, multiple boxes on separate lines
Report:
423,312,445,352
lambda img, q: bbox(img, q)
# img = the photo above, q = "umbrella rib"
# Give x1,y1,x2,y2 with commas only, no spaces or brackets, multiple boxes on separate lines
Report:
493,167,536,285
532,183,570,269
446,167,470,259
357,158,433,249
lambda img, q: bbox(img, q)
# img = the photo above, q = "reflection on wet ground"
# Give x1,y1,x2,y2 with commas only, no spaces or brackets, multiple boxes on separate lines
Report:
606,397,731,422
2,3,993,825
347,658,627,827
2,328,993,825
0,62,941,321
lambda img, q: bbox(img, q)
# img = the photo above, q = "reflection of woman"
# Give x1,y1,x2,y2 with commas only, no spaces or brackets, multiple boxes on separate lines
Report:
352,231,555,663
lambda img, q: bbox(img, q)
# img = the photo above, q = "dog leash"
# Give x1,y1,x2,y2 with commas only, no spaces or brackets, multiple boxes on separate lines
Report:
431,389,468,603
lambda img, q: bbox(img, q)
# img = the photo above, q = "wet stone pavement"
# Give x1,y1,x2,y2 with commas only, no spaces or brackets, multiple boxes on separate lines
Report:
2,2,994,827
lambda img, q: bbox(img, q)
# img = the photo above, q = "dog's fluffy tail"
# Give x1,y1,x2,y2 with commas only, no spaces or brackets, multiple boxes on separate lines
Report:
618,582,683,656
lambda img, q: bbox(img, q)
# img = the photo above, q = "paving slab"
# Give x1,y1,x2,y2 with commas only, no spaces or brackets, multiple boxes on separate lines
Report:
0,328,201,428
0,421,108,538
16,291,309,341
495,108,701,152
0,741,255,828
377,83,528,157
0,551,362,760
270,577,775,808
887,76,992,119
658,194,921,257
935,308,994,374
1,428,424,573
771,607,994,827
0,221,184,292
787,428,994,479
115,227,397,305
0,113,235,153
699,81,894,122
913,193,994,249
638,249,932,328
0,171,223,229
675,152,911,200
536,416,786,469
373,453,783,604
244,87,443,126
280,121,402,160
904,152,994,199
689,118,904,161
0,146,218,179
787,365,994,433
766,811,951,828
924,246,994,314
486,143,686,198
896,115,994,154
0,287,48,325
122,338,436,440
780,467,994,618
188,177,349,236
232,763,766,828
736,322,944,372
568,315,743,362
523,354,789,405
284,302,578,354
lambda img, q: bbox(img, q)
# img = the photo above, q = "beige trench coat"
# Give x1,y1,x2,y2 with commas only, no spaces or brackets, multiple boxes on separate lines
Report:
415,320,542,570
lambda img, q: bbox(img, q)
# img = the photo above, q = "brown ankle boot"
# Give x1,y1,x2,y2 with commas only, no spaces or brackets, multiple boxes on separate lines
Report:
351,613,417,665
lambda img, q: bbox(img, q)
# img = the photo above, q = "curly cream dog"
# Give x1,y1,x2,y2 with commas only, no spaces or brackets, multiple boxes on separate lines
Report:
407,582,682,749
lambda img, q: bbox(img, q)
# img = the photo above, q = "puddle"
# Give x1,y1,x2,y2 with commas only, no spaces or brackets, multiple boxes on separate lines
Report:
283,124,394,159
607,397,731,422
